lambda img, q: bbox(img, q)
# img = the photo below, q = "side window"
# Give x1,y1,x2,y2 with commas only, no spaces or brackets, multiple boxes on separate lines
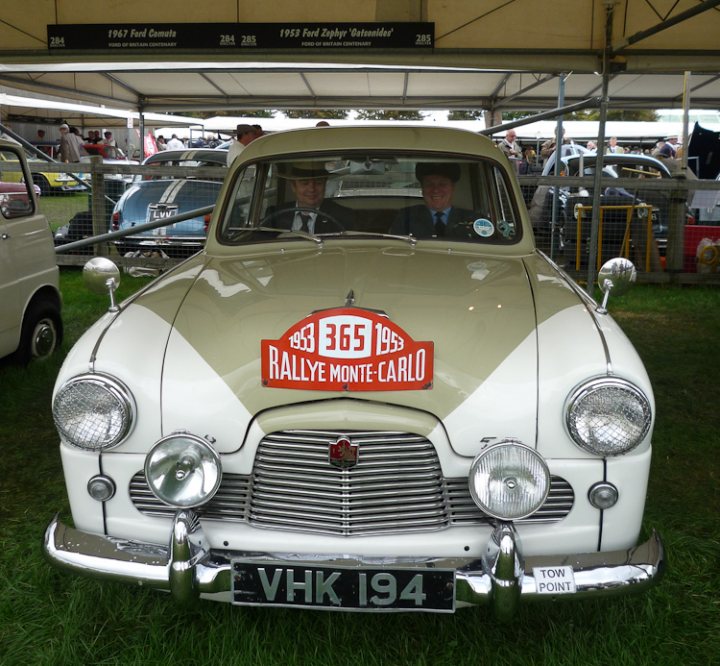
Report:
222,164,258,236
491,165,520,241
0,148,34,219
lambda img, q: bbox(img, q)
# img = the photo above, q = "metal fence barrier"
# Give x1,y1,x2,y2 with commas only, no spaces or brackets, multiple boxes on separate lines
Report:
13,157,720,284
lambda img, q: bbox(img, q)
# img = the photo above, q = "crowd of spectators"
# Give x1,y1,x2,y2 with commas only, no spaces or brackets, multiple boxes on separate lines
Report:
495,128,682,173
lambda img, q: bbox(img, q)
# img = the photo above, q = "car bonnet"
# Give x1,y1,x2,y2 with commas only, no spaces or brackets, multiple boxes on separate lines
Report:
120,245,600,454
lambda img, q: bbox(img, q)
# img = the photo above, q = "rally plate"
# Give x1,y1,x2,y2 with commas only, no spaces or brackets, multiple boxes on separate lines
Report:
232,561,455,612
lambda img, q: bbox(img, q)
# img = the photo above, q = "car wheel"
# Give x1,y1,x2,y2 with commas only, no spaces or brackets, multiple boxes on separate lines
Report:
13,300,62,364
32,174,52,196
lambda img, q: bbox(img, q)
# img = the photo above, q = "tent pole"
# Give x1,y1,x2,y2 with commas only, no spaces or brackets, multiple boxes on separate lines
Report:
585,0,615,293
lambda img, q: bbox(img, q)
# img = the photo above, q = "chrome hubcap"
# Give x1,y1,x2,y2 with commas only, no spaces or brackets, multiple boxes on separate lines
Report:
32,319,57,358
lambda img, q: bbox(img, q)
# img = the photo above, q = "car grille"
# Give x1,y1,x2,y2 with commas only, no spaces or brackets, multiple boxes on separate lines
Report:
130,430,574,536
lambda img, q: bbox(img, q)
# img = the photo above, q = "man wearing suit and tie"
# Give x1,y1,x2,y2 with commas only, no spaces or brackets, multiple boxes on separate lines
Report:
265,162,352,233
389,162,476,238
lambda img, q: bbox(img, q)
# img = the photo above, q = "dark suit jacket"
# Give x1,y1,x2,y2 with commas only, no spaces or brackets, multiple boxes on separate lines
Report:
389,205,477,239
264,199,354,232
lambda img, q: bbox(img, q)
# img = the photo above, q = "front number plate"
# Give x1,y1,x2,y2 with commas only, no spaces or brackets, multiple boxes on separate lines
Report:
232,562,455,612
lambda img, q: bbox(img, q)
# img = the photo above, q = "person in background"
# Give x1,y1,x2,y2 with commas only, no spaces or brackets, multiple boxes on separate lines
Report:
57,123,81,162
540,128,567,161
498,129,522,159
606,136,624,154
156,135,167,151
252,124,264,139
651,139,666,158
166,133,185,150
658,136,679,159
226,124,256,166
586,140,597,151
69,126,88,158
518,146,540,175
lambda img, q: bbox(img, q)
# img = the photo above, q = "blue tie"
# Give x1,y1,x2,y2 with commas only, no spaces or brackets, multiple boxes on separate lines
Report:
434,211,445,236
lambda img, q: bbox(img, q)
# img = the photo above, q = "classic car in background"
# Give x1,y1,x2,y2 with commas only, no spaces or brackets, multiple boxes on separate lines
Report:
530,152,679,267
45,127,663,617
0,179,42,199
0,141,62,364
109,148,227,257
79,147,139,202
0,150,88,195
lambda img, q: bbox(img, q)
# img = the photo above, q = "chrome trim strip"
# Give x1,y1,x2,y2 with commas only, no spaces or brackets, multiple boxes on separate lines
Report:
44,513,665,616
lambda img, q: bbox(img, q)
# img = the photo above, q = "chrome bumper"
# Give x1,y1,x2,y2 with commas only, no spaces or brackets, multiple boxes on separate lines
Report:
44,512,664,617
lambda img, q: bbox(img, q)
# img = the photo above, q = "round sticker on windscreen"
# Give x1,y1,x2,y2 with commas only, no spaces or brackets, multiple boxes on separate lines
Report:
473,218,495,238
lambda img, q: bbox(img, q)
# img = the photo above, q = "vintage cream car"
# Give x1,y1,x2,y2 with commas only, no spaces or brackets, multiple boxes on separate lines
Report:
45,127,663,617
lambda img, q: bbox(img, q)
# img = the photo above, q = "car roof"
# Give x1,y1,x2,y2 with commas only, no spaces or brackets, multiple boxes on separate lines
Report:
565,152,672,176
233,126,500,163
143,148,228,165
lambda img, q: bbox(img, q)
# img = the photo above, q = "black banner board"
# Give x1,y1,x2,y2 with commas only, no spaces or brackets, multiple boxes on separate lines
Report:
47,23,434,51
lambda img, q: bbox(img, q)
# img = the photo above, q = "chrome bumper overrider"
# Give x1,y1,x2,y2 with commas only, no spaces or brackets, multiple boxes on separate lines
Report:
44,512,664,617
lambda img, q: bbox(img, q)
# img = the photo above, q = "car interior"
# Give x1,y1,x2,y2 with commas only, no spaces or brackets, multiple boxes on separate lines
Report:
220,154,522,244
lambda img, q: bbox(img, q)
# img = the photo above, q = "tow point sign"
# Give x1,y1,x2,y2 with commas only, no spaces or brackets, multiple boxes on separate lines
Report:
533,566,577,594
261,307,433,391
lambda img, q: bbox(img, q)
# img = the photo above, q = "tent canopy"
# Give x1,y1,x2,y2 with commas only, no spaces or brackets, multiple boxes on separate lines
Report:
1,1,720,117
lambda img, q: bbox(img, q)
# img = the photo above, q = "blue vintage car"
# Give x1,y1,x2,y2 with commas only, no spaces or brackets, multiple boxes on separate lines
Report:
110,148,227,258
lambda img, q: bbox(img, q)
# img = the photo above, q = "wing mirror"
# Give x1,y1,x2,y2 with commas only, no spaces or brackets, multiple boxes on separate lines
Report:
596,257,636,314
83,257,121,312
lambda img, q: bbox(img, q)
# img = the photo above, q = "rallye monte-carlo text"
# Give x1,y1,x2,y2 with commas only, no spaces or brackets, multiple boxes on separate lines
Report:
45,127,663,617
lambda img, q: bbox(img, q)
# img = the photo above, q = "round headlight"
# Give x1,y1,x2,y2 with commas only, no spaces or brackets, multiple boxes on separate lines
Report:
566,379,651,456
145,433,221,508
469,441,550,520
53,374,134,450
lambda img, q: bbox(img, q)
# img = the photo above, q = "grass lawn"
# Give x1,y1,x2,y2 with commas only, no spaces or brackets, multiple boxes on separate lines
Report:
0,269,718,665
38,192,89,231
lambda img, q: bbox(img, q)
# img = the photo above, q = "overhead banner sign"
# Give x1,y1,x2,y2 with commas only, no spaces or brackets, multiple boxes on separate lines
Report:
47,23,434,51
261,308,434,392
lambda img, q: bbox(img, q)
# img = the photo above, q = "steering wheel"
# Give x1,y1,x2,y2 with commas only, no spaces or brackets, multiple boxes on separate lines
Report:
259,206,345,232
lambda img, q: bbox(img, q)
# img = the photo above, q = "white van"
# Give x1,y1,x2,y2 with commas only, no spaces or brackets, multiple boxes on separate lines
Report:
0,139,62,363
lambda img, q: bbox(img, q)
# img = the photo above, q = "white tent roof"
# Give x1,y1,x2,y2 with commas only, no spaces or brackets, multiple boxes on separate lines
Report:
2,2,720,119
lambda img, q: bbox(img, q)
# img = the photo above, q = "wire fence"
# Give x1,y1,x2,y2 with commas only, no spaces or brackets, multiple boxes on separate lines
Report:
22,158,720,283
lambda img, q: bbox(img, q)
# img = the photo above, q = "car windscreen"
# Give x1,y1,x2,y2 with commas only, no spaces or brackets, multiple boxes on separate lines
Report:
218,153,522,245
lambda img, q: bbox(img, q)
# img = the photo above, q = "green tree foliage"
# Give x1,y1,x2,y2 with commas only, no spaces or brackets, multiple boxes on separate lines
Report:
567,109,658,122
354,109,427,120
448,110,484,120
284,109,349,119
212,109,276,118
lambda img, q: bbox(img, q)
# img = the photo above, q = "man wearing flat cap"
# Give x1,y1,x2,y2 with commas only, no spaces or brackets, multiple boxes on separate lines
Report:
58,122,81,163
227,124,257,166
390,162,475,238
265,161,353,233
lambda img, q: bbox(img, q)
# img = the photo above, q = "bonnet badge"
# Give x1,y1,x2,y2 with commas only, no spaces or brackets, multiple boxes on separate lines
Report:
329,436,358,469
